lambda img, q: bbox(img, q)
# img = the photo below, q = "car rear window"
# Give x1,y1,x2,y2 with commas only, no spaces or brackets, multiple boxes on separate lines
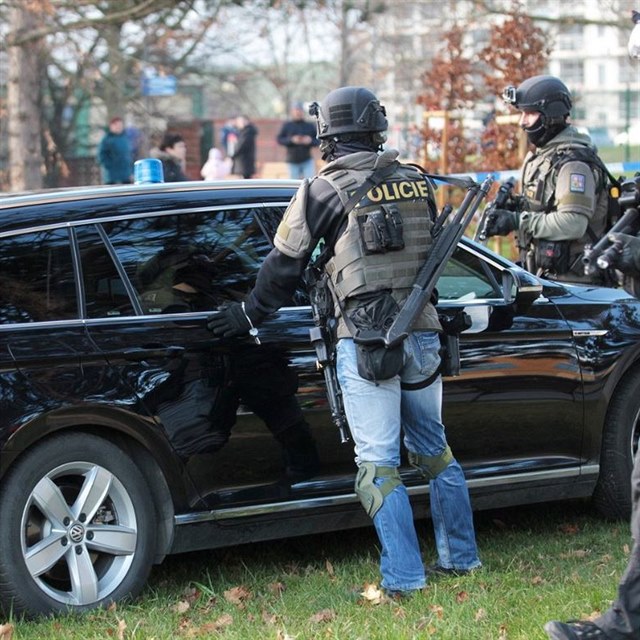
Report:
0,228,77,324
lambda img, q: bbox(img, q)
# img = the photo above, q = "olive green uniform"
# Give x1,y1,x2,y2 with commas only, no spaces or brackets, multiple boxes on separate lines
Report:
516,126,608,283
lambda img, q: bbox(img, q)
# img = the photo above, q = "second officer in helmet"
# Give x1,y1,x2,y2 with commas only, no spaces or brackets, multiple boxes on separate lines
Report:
208,86,481,596
484,75,611,284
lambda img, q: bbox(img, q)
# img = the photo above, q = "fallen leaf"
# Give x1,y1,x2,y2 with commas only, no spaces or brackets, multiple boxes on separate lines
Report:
116,618,127,640
0,624,13,640
308,608,336,623
262,611,278,625
416,617,437,632
559,523,580,534
172,600,190,614
223,585,251,606
276,631,296,640
498,623,508,639
360,582,384,604
456,590,469,603
429,604,444,619
182,586,201,603
199,614,233,633
325,559,335,577
394,607,407,618
531,575,544,585
268,581,286,596
108,601,117,612
475,608,487,621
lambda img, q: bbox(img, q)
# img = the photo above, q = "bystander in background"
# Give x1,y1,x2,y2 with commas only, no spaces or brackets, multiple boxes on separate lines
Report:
201,148,231,181
154,133,188,182
276,101,319,179
97,116,133,184
231,115,258,179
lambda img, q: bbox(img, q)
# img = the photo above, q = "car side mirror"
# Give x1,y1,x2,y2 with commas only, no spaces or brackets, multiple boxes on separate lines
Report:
502,267,543,312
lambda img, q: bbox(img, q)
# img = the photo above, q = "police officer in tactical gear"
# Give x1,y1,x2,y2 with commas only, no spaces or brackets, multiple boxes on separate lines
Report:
544,19,640,637
484,75,610,284
545,187,640,640
208,86,480,596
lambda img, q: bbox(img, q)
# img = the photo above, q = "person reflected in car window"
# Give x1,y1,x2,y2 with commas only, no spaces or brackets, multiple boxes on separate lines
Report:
138,255,320,484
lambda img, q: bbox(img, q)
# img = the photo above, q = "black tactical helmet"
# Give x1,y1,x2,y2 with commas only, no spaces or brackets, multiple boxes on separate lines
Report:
309,86,388,139
502,75,572,122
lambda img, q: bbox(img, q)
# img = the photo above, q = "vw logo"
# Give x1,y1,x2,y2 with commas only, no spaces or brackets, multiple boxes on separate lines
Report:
68,523,85,543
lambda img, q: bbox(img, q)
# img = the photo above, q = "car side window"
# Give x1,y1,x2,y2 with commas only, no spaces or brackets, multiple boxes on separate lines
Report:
0,228,77,324
104,208,273,314
76,225,136,318
437,246,503,301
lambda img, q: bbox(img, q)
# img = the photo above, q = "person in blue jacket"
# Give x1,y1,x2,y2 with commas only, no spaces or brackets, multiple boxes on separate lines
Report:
97,117,133,184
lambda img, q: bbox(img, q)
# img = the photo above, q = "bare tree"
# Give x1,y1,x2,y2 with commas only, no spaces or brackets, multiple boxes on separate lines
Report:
7,5,45,191
478,7,550,171
416,26,482,175
3,0,210,191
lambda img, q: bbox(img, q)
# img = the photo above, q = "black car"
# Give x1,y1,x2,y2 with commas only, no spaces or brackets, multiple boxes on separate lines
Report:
0,180,639,617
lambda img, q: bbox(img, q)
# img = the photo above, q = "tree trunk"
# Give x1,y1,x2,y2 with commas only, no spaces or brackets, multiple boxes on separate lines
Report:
7,6,43,192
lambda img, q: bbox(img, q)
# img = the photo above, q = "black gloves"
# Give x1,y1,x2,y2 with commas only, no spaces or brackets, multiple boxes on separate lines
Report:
608,232,640,276
207,302,258,341
483,209,519,237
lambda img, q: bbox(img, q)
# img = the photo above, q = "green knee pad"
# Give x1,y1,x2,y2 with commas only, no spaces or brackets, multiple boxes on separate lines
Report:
408,446,453,479
355,462,402,518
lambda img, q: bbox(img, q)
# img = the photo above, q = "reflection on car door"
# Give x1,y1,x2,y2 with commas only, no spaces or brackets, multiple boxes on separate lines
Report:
78,207,345,511
0,229,106,454
434,245,582,483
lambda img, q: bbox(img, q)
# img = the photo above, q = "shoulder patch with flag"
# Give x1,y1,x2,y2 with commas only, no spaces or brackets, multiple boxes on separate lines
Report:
569,173,586,193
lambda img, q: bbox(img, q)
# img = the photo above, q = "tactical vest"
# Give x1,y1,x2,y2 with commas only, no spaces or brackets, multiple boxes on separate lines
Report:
521,142,609,283
319,158,441,334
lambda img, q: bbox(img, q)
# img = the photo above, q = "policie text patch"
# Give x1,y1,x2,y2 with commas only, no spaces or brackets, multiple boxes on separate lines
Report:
569,173,586,193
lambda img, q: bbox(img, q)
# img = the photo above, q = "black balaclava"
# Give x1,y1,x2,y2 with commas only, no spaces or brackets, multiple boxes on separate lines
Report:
319,133,384,162
523,113,568,148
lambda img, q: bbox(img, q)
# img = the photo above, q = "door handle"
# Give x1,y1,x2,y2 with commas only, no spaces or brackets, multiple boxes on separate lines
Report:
123,345,185,361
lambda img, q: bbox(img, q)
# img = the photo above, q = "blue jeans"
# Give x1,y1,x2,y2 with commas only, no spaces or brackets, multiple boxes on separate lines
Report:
336,332,480,592
288,158,315,179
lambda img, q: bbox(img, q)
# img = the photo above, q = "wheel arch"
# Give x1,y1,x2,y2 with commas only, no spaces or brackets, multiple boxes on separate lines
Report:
0,406,188,561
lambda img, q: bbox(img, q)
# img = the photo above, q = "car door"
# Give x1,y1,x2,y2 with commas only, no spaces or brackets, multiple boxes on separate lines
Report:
79,204,337,510
432,242,583,483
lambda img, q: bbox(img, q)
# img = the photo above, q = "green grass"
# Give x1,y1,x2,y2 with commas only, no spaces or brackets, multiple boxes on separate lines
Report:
1,499,631,639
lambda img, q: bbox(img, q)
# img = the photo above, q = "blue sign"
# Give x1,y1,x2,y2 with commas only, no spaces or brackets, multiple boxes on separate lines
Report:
141,75,177,97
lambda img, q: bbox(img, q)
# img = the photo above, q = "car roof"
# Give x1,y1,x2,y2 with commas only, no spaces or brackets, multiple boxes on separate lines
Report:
0,180,300,236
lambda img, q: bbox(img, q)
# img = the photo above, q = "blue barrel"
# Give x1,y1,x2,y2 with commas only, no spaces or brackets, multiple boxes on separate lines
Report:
134,158,164,184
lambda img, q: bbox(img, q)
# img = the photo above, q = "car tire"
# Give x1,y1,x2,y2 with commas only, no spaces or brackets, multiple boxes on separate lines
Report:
0,432,157,617
593,370,640,520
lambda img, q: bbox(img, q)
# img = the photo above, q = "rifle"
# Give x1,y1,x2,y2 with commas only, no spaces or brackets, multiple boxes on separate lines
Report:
582,174,640,273
354,175,495,350
474,177,518,242
305,263,350,443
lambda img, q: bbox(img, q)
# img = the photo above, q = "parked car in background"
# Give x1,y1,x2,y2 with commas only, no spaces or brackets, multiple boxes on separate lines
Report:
1,180,640,617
